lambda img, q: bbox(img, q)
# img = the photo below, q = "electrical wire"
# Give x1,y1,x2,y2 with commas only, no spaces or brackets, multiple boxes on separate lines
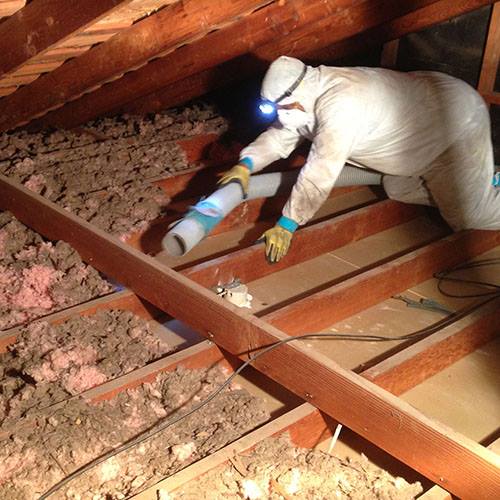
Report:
39,259,500,499
434,257,500,298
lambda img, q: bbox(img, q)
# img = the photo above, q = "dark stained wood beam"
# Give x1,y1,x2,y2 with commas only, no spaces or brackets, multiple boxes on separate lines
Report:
118,0,496,116
0,0,273,132
0,173,499,497
0,0,133,78
265,230,500,334
37,0,440,128
478,2,500,99
137,296,500,495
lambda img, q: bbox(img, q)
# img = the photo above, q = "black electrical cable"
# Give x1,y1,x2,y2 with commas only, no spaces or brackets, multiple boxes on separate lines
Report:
39,259,500,499
434,257,500,298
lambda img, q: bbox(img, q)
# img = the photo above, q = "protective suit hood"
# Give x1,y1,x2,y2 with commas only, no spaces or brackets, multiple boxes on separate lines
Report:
261,56,321,130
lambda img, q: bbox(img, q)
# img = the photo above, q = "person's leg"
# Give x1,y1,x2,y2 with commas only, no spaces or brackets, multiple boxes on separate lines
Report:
382,175,436,207
423,120,500,231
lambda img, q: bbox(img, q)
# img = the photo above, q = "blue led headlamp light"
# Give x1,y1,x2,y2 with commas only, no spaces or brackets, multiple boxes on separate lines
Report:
258,63,307,116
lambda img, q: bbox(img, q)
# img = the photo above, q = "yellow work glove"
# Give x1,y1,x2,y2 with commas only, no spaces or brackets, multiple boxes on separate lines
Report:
217,163,251,197
260,215,298,263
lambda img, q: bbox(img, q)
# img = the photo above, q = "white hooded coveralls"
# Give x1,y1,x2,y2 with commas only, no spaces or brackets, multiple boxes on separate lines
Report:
240,61,500,231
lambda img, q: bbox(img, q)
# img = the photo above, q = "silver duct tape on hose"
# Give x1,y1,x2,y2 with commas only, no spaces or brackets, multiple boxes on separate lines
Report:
162,165,382,256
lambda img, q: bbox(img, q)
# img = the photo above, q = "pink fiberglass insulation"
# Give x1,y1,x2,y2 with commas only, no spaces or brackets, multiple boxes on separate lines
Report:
0,310,171,424
0,367,270,499
11,265,62,309
0,212,113,330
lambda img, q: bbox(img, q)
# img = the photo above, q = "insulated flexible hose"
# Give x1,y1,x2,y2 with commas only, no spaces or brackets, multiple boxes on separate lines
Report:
162,165,382,256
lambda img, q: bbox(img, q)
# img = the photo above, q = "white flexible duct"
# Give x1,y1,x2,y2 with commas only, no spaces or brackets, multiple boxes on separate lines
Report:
163,165,382,256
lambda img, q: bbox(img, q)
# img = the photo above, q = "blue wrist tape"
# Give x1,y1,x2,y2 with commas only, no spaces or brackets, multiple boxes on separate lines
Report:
186,200,224,233
277,215,298,233
239,157,254,172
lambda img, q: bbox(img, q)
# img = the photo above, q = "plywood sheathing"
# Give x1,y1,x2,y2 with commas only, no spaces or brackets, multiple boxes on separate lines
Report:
0,0,177,97
0,0,25,19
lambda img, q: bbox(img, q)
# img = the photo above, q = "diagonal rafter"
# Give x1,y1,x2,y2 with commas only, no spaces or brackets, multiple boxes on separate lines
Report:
0,0,273,132
0,0,134,78
114,0,495,117
0,174,499,497
36,0,439,128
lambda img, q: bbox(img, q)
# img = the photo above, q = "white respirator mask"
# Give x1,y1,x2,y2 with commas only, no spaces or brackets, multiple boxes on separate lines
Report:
277,107,310,130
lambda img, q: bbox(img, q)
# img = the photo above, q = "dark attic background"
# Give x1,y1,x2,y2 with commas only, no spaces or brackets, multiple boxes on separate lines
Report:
207,4,500,163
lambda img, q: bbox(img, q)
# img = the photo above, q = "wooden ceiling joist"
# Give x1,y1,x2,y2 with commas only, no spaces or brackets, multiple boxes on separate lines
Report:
0,174,499,498
0,0,134,78
116,0,496,117
0,0,273,132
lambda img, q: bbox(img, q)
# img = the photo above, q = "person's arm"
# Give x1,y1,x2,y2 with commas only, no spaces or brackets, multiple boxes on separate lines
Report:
218,123,303,197
282,93,361,225
238,122,304,173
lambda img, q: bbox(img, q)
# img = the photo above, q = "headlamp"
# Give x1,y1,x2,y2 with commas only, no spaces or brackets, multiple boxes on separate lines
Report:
258,63,307,117
259,100,276,115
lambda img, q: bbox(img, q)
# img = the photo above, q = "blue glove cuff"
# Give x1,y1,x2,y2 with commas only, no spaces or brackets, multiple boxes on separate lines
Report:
239,157,254,172
277,215,298,233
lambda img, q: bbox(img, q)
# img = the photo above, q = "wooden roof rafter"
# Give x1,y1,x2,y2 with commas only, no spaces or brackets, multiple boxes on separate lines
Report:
35,0,496,129
0,0,179,98
0,0,275,132
133,0,494,115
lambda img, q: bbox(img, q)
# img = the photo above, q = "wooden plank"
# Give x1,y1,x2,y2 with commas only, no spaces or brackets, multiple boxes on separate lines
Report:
182,200,426,288
421,437,500,499
134,297,500,497
119,0,496,115
0,0,133,78
481,90,500,104
309,0,497,62
14,61,64,76
478,2,500,97
0,0,273,131
37,0,438,128
0,0,25,18
265,230,500,334
362,298,500,394
0,86,17,97
0,74,39,86
380,39,400,68
0,175,498,497
34,0,371,126
32,46,89,63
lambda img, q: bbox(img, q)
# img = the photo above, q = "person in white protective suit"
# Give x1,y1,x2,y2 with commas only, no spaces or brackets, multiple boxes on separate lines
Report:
218,56,500,262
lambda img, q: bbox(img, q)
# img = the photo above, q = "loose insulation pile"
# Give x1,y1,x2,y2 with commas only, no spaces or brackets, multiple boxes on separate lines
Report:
0,367,269,499
0,105,227,238
0,212,112,330
0,310,170,426
171,435,423,500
